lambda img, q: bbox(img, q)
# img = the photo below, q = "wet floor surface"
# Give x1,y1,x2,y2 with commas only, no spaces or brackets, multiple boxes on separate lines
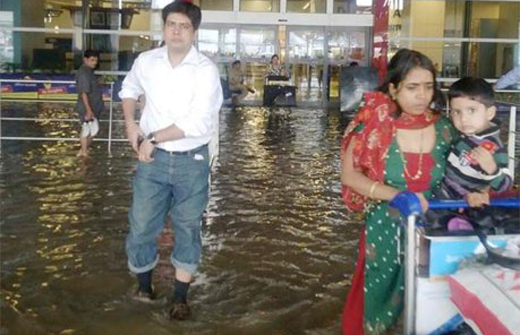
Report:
1,103,364,335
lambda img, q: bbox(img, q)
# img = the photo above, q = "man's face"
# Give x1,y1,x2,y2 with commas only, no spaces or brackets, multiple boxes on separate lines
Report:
163,13,196,54
84,56,98,69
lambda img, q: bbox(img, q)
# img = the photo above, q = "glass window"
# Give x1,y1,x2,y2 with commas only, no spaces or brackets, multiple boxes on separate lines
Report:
0,11,14,65
333,0,373,14
469,1,519,39
327,29,367,66
240,0,280,12
193,0,233,11
117,35,156,71
239,27,277,61
198,27,237,62
288,29,325,63
403,1,520,39
287,0,326,14
392,40,518,82
83,33,155,71
7,31,74,74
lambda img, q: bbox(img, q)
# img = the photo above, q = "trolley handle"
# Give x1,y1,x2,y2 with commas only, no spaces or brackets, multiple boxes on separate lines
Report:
428,198,520,210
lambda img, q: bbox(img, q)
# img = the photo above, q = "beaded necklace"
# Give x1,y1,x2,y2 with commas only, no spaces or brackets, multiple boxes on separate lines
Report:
397,130,424,180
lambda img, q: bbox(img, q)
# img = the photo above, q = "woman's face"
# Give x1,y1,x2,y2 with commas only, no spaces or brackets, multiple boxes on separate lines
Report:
390,67,434,116
271,56,279,65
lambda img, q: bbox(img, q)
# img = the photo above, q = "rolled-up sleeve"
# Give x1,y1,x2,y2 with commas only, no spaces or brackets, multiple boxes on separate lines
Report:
175,64,223,138
119,56,144,100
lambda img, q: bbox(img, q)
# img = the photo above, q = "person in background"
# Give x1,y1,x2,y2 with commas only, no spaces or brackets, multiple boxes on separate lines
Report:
228,60,254,105
340,48,456,334
75,49,104,157
495,66,520,90
266,54,290,78
119,1,222,321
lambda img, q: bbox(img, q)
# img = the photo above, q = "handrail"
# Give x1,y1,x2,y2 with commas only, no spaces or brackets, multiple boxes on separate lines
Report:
0,78,116,155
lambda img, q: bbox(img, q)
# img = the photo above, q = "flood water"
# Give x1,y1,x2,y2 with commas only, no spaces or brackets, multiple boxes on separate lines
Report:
1,102,365,335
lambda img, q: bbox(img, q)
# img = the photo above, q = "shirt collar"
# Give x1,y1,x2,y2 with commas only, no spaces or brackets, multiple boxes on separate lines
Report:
156,45,199,66
468,122,500,140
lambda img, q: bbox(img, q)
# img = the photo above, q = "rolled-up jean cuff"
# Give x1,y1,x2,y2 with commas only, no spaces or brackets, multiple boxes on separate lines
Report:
128,255,159,274
171,256,198,274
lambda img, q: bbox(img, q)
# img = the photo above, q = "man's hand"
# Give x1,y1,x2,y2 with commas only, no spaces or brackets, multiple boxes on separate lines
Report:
125,122,144,153
470,146,497,174
85,109,94,121
138,139,155,163
465,191,490,207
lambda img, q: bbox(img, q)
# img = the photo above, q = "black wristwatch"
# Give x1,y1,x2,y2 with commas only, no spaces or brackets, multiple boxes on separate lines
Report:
146,132,158,145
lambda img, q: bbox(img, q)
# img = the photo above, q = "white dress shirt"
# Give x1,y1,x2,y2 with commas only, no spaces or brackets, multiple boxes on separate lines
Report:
119,45,223,152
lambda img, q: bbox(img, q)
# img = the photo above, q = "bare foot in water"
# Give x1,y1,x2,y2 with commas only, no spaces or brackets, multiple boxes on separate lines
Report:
77,150,89,157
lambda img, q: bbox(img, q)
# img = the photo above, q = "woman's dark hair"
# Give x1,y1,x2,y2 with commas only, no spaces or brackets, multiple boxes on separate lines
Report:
271,54,279,63
379,48,444,114
232,60,241,66
448,77,495,108
162,1,201,31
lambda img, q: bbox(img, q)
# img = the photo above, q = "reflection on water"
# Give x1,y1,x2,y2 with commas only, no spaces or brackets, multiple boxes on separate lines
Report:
1,102,361,335
1,102,518,334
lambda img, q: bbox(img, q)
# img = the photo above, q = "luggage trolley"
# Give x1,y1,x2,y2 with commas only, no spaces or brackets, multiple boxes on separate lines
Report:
390,194,520,335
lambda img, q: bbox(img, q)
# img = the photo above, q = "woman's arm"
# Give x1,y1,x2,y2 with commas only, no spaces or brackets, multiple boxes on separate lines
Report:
341,138,400,201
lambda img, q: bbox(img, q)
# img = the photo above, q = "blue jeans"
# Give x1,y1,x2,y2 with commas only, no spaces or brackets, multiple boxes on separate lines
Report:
126,145,210,275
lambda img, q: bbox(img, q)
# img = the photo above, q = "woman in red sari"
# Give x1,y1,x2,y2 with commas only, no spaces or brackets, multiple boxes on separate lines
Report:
340,49,457,334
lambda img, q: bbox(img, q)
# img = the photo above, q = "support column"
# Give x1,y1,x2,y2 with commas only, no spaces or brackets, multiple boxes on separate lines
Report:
371,0,390,83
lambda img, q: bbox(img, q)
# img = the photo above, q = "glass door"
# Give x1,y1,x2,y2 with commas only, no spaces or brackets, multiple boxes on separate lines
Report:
286,27,325,104
326,28,369,102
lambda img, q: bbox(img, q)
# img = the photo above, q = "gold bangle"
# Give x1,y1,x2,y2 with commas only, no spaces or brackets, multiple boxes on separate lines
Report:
369,181,380,198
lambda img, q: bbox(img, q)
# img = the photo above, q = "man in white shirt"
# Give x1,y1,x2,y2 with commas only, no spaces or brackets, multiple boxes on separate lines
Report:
119,0,222,321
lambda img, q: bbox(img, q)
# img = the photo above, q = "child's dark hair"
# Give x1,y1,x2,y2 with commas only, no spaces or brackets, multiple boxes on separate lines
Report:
448,77,494,108
162,1,201,31
379,48,444,115
84,49,99,59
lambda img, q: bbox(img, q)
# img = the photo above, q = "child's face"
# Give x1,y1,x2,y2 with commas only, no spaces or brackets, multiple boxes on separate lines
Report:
84,56,98,69
449,97,496,135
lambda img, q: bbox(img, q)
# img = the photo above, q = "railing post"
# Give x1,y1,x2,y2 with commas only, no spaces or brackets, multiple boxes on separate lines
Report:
404,214,417,335
508,105,516,183
108,82,114,157
0,79,3,155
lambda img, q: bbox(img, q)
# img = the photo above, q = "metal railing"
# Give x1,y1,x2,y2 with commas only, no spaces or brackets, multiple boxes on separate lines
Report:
0,78,118,155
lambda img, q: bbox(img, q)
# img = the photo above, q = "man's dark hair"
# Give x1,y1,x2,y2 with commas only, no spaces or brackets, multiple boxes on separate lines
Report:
232,60,241,66
448,76,495,108
162,1,202,31
379,48,444,115
349,61,359,67
84,49,99,59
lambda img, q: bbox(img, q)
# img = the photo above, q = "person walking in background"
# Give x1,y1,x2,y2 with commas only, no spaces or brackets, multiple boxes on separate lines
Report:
75,49,103,157
119,1,222,321
340,49,456,334
495,66,520,90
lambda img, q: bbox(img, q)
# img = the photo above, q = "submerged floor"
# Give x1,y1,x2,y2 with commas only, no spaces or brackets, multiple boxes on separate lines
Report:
1,103,362,335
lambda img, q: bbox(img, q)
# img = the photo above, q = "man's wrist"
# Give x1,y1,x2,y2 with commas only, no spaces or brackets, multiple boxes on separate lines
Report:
146,132,158,145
